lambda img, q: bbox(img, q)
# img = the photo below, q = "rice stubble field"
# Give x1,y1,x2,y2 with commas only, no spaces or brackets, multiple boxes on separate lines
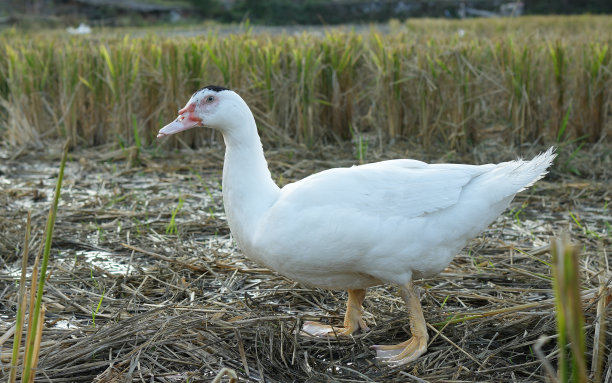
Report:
0,15,611,382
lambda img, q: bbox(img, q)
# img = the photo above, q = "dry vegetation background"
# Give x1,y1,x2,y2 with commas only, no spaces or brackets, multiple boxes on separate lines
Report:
0,15,611,382
0,16,611,150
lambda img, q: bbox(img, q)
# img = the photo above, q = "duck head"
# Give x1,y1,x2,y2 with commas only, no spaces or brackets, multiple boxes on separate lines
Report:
157,85,234,138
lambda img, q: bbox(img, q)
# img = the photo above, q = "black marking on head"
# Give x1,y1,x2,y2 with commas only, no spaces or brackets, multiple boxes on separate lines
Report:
194,85,230,97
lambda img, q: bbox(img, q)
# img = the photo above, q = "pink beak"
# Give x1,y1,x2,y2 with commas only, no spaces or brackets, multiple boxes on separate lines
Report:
157,104,202,138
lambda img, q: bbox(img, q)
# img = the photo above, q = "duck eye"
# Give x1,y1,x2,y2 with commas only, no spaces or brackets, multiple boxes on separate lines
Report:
206,96,215,103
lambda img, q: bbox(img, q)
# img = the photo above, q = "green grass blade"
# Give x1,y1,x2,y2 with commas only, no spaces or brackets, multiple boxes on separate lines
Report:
21,140,69,383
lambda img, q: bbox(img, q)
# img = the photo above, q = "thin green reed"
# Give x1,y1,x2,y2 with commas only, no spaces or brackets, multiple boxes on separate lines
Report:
21,140,69,383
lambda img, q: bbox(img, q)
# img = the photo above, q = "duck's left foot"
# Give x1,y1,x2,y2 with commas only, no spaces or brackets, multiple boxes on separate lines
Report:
302,320,366,337
371,335,427,365
301,289,369,337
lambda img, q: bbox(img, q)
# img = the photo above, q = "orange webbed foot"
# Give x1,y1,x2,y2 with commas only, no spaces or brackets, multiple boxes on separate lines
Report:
372,282,429,365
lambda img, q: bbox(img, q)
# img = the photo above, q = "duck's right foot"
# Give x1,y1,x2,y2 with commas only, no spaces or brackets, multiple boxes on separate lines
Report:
301,289,369,337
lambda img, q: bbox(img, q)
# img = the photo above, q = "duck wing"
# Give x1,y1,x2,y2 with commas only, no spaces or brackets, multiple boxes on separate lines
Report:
275,147,555,220
276,159,492,219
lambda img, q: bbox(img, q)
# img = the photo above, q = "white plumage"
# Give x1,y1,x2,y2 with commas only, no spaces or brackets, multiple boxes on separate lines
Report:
255,150,553,288
158,86,556,365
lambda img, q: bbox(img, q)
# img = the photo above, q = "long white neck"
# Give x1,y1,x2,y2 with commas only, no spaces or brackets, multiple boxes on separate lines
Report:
220,102,280,249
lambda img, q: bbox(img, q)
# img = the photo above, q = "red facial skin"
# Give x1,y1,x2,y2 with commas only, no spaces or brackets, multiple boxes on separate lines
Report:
178,104,202,124
174,103,201,125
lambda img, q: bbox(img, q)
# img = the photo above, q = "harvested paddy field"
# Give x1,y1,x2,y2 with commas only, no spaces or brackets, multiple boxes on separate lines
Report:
1,14,612,382
1,142,610,382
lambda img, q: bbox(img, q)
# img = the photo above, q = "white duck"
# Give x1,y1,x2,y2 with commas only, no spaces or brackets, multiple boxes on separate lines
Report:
157,85,556,365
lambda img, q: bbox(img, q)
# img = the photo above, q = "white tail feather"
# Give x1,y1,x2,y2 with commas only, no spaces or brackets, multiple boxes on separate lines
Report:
513,146,557,192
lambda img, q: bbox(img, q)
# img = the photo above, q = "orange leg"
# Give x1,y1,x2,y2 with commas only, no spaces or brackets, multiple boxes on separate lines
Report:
302,289,369,336
371,282,428,365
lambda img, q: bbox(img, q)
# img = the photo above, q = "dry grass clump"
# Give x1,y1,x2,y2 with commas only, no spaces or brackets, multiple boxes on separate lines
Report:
0,16,610,151
0,144,610,381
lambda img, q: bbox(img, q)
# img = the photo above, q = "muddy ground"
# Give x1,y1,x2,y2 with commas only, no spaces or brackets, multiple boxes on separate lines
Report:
0,142,610,382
